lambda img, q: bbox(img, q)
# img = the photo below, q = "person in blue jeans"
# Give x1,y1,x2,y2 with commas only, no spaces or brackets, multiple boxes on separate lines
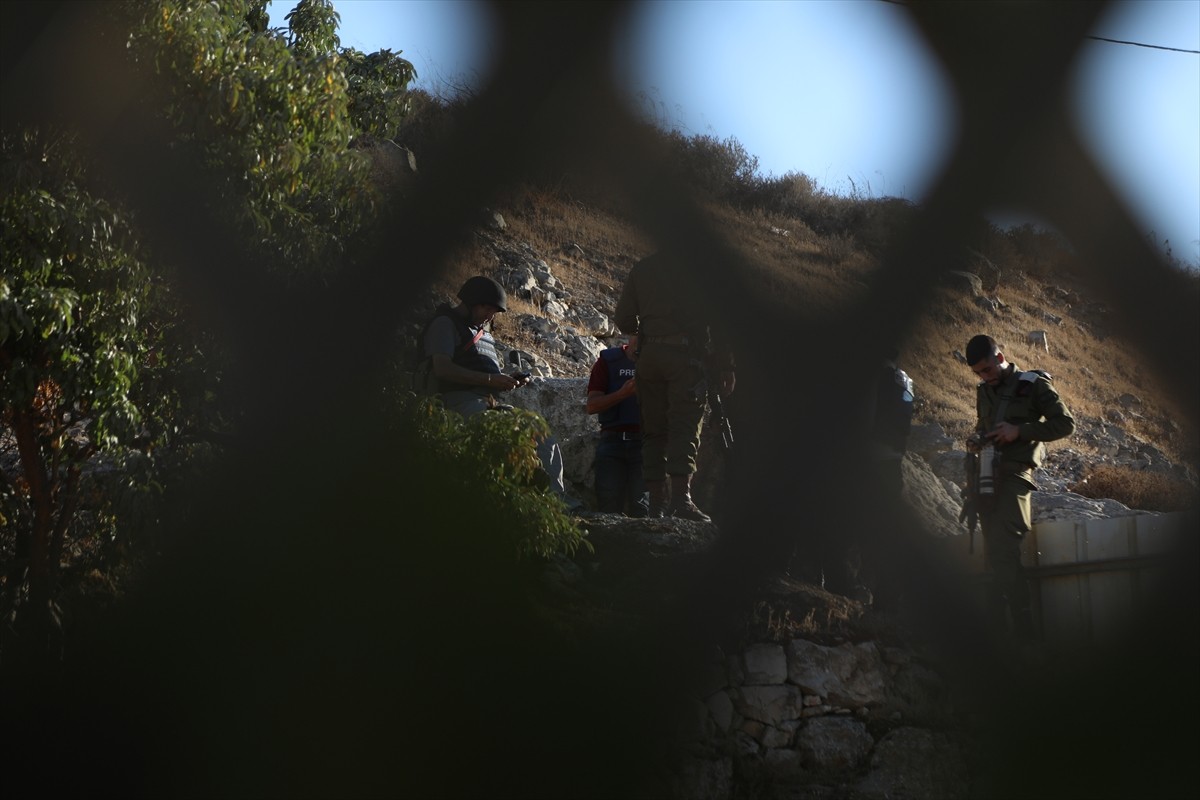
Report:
585,336,648,516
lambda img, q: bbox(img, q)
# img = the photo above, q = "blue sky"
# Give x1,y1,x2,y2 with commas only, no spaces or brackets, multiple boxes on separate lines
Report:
268,0,1200,265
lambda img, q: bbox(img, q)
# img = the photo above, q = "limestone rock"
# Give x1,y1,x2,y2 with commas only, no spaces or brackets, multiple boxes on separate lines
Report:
855,727,969,800
786,640,889,708
901,453,966,539
742,643,788,685
734,685,804,727
794,716,874,772
907,422,955,458
1031,490,1137,523
706,690,735,733
944,270,983,296
926,449,967,483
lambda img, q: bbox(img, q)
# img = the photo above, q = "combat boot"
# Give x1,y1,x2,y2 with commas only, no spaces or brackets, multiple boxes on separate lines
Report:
645,479,669,518
668,474,711,522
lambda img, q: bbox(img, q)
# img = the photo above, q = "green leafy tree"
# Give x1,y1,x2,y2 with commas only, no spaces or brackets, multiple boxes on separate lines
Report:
127,0,378,275
1,129,153,659
343,47,418,141
285,0,340,57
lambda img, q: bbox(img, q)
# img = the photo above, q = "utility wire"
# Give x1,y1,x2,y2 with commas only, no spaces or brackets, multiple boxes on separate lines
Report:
1086,35,1200,54
876,0,1200,54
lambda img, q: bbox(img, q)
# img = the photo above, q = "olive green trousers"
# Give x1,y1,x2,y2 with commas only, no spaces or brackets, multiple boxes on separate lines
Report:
981,472,1035,637
635,343,705,481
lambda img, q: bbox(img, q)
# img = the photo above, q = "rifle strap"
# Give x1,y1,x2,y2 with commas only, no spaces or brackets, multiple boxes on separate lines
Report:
991,378,1014,430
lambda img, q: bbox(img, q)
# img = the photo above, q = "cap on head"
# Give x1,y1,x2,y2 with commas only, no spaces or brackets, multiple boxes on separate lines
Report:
457,275,507,312
965,334,999,366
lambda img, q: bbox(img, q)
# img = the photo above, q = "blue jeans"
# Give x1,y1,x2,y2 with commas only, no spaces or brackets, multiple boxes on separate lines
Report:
593,434,648,516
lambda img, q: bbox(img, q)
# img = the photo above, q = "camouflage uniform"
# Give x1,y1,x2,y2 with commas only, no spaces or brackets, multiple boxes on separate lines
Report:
614,252,732,519
975,363,1075,637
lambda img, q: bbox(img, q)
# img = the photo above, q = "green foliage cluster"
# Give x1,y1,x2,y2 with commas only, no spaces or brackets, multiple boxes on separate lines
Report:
343,48,418,141
1,2,580,660
387,393,590,561
1,129,148,452
1,129,161,654
125,0,415,275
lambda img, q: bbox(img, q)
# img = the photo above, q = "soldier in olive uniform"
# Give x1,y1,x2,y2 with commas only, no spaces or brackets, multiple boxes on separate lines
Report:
965,334,1075,640
615,251,735,521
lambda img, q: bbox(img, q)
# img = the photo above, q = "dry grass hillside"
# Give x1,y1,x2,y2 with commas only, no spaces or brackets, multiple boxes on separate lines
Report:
413,177,1198,503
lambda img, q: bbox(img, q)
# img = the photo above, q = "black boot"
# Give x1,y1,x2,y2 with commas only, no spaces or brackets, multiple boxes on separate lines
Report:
645,479,669,519
668,474,711,522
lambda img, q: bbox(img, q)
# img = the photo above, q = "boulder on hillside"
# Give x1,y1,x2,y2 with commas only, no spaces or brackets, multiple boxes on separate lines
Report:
943,270,983,296
901,453,964,539
926,449,967,484
1031,490,1137,523
907,423,956,459
507,377,594,498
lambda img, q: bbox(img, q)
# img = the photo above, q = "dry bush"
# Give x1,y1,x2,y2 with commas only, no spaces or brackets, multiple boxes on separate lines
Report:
661,130,760,202
1070,465,1197,513
745,171,871,238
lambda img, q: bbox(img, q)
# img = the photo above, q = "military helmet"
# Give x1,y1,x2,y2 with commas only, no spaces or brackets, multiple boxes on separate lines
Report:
457,275,507,311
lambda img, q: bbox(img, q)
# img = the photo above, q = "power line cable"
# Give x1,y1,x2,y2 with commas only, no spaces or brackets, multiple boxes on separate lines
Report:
1086,35,1199,54
876,0,1200,54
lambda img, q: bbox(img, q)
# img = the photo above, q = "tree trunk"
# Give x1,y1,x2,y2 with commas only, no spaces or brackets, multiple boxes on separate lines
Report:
8,409,56,665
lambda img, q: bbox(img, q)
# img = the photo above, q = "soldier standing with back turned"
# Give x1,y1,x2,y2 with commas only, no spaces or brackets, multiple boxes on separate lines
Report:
615,251,735,521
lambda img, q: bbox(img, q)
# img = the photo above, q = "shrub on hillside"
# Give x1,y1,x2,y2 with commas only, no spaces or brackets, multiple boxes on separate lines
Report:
1070,465,1197,513
740,172,916,256
393,88,470,162
385,392,590,561
664,130,760,201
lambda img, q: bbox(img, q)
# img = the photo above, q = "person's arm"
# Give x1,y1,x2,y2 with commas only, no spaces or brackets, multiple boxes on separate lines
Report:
1022,380,1075,443
586,379,636,415
431,354,519,391
425,315,518,391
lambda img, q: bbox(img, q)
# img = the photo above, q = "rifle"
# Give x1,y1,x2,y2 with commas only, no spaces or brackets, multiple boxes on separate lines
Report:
959,435,997,554
693,365,733,452
960,451,980,553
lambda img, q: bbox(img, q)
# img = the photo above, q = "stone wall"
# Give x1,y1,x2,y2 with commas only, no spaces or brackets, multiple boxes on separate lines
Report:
671,638,970,799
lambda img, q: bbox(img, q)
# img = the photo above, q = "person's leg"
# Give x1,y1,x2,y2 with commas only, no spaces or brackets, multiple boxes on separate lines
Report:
626,442,648,517
636,347,670,516
636,349,669,481
535,434,571,499
593,439,624,513
982,477,1035,638
663,353,705,479
440,392,489,417
663,351,707,520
